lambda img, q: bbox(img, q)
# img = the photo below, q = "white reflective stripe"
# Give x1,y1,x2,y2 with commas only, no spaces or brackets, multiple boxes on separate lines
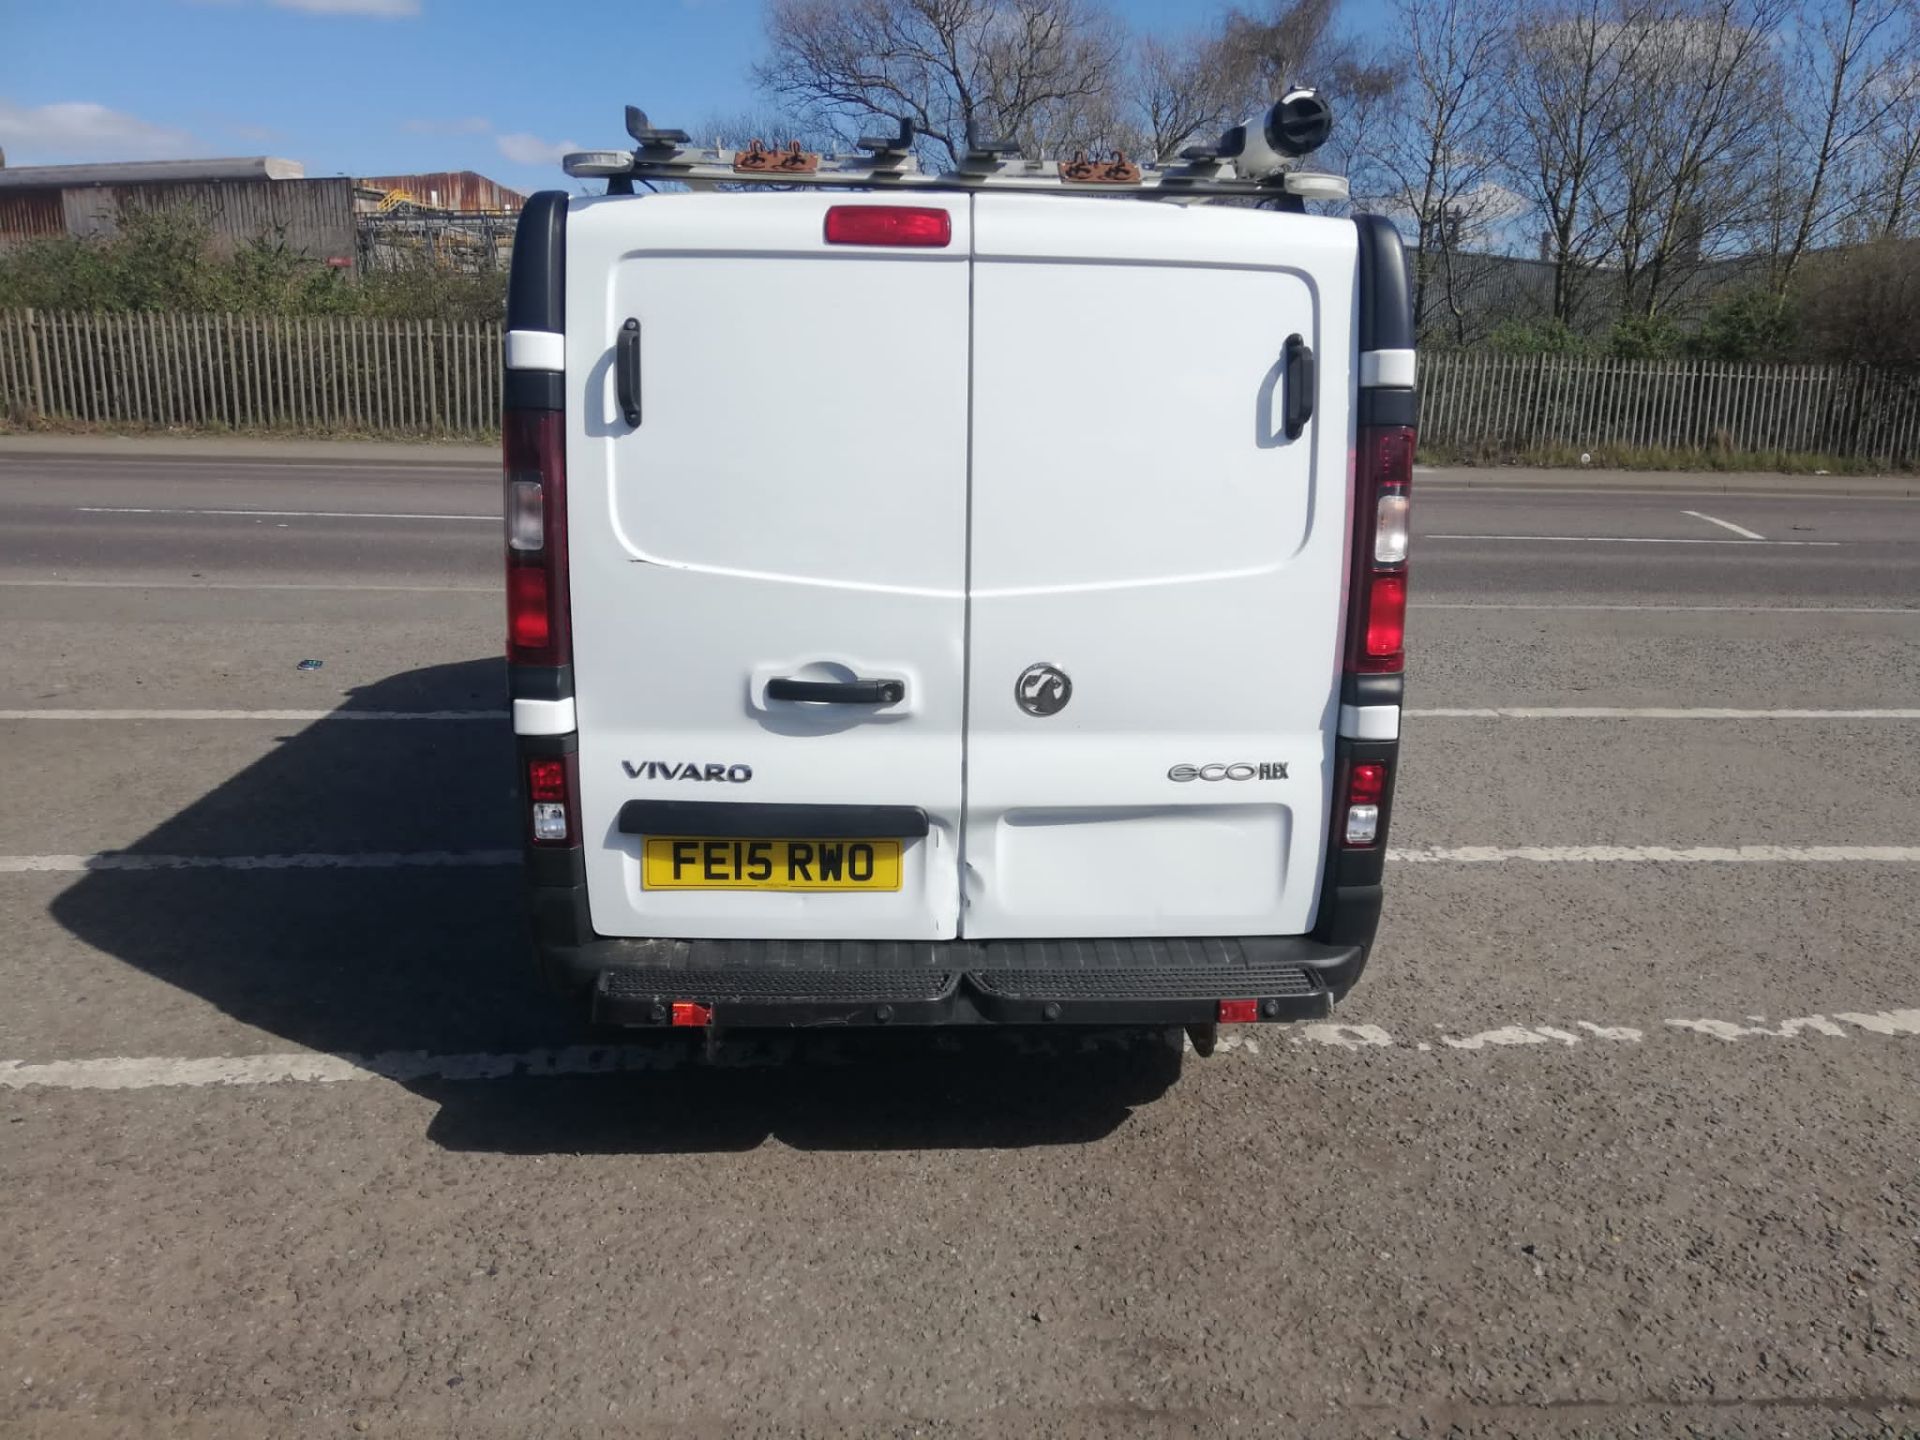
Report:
1339,703,1400,740
512,697,575,736
504,329,564,372
1360,349,1416,389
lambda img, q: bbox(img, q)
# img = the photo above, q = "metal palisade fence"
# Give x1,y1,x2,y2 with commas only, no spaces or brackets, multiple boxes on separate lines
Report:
1421,352,1920,465
4,309,1920,463
0,309,502,436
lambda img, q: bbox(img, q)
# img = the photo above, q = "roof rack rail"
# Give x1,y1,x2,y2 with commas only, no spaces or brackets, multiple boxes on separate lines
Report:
564,92,1348,205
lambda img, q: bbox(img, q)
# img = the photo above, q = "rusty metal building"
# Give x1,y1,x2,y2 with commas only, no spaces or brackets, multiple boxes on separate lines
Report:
0,157,526,273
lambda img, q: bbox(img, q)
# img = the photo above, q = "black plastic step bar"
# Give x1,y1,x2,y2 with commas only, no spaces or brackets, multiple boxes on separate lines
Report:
587,936,1355,1028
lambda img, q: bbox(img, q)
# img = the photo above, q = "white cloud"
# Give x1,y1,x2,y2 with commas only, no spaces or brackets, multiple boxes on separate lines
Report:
270,0,420,15
405,116,491,135
0,100,197,160
495,131,579,167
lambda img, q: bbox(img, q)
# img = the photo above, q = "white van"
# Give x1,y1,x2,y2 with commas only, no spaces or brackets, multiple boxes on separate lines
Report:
503,103,1414,1039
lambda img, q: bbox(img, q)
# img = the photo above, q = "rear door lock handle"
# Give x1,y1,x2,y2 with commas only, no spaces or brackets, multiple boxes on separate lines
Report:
766,677,905,705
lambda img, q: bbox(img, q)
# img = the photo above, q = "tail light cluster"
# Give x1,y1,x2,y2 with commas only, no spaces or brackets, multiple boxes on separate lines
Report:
526,753,579,847
1337,424,1414,849
1348,426,1413,674
503,408,571,669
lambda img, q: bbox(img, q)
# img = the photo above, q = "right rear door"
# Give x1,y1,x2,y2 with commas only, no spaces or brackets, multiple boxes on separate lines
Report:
960,195,1357,939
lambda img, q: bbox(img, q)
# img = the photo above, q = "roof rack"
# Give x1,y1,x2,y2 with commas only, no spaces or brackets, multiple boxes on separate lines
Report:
564,96,1350,206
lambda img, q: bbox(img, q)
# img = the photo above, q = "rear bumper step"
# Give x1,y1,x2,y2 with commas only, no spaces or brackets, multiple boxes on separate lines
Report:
584,936,1361,1029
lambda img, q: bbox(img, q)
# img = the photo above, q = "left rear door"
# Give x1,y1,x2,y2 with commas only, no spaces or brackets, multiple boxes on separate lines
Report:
564,192,972,941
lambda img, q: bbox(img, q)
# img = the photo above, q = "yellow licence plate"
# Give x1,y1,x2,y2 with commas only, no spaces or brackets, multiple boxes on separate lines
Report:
641,836,902,891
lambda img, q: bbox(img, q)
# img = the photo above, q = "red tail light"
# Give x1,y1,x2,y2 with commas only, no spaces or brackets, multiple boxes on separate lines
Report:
526,752,577,846
824,205,952,247
1347,426,1414,674
1339,760,1389,848
503,409,570,668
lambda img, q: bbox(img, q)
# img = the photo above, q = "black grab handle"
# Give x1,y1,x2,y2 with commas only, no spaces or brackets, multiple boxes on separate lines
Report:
767,677,906,705
616,317,642,427
1283,333,1315,440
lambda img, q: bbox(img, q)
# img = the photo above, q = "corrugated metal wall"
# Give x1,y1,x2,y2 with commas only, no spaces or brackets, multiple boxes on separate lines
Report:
0,178,356,265
0,191,64,243
355,171,526,214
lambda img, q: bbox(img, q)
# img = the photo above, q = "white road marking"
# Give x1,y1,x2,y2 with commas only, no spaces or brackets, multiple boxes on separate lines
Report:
8,1007,1919,1090
1424,533,1839,546
0,579,496,593
4,844,1916,874
1408,706,1920,721
1417,602,1920,615
0,709,507,722
1682,509,1767,540
0,851,519,873
1393,844,1920,863
76,506,496,522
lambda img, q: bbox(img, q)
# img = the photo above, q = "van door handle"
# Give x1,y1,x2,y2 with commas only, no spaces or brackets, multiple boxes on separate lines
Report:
615,317,641,427
766,677,905,705
1283,334,1314,440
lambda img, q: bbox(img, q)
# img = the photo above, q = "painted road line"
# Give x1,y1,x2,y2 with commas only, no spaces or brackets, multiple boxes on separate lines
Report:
1416,602,1920,615
1407,707,1920,720
76,506,496,522
0,709,508,722
0,579,497,593
5,844,1919,875
0,851,520,873
1682,509,1767,540
1424,533,1841,546
7,1007,1920,1090
1393,844,1920,863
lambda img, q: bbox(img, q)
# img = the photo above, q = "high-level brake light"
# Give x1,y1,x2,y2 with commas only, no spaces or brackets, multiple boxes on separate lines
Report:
824,205,952,247
503,409,571,669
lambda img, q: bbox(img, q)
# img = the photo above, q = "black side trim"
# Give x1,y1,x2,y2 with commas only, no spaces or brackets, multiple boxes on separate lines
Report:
1358,387,1418,428
1353,213,1413,355
1341,672,1404,707
506,191,568,335
504,369,564,412
509,664,573,702
617,801,931,839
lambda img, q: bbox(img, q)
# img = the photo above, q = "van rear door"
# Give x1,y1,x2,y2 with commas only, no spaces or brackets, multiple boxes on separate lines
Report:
564,193,971,941
961,196,1356,938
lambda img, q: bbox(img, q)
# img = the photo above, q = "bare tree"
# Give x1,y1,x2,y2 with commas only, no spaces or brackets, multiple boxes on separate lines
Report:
1869,55,1920,233
1505,0,1653,325
1608,0,1788,317
1360,0,1510,344
753,0,1126,167
1765,0,1920,284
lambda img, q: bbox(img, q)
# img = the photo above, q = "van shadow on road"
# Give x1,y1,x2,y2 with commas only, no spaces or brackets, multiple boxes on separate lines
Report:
47,658,1179,1155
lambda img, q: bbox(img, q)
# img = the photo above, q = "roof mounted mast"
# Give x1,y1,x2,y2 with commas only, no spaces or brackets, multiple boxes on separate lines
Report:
565,92,1347,204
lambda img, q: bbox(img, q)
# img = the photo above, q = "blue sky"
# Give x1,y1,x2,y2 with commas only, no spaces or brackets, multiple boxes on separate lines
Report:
0,0,1351,193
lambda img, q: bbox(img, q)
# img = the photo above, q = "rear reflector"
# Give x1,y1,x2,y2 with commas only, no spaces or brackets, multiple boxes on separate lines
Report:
527,757,567,802
1348,763,1386,805
671,1001,713,1027
824,205,952,247
1217,998,1259,1024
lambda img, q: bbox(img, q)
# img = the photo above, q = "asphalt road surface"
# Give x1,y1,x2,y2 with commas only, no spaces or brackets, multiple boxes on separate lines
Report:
3,449,1919,1439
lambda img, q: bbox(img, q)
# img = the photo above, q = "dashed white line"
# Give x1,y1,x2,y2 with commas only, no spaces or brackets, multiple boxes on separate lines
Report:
1416,602,1920,615
7,1007,1919,1090
0,709,507,722
1682,509,1767,540
1392,844,1920,864
0,851,520,874
1408,707,1920,721
76,506,496,522
0,579,496,593
1424,533,1840,547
